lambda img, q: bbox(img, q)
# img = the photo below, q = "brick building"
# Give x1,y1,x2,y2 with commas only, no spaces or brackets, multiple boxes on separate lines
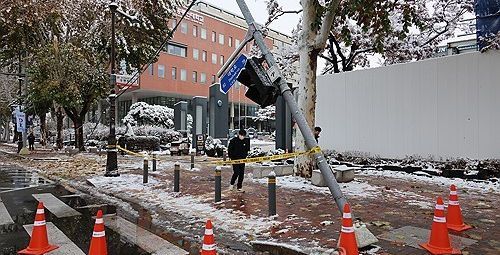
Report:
116,1,294,129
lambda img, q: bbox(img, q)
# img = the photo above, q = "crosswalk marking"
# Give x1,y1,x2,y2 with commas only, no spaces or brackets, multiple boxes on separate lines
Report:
103,214,189,255
0,198,14,226
32,193,82,218
24,222,85,255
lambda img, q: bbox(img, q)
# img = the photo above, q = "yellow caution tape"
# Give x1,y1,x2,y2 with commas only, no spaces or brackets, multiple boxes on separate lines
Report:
115,144,322,166
205,146,322,165
116,145,150,159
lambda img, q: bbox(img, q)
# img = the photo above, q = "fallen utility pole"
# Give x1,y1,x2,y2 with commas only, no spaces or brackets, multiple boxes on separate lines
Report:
235,0,347,213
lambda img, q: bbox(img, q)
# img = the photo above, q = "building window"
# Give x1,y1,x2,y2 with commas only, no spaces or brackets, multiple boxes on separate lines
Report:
167,43,187,57
171,67,177,80
171,19,177,29
192,71,197,82
211,53,217,64
180,69,187,81
148,64,154,75
235,39,241,47
219,34,224,45
180,22,188,34
202,50,207,62
229,37,233,47
211,31,216,42
219,55,224,65
192,25,198,37
200,73,206,84
158,65,165,78
200,28,207,39
212,75,216,83
193,48,199,60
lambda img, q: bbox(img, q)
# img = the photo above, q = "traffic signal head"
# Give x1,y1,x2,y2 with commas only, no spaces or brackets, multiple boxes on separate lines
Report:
237,57,279,108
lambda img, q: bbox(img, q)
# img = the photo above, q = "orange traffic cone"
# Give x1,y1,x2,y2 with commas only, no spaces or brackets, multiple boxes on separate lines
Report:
88,210,107,255
18,202,59,255
420,197,461,254
200,219,216,255
337,203,359,255
447,184,472,232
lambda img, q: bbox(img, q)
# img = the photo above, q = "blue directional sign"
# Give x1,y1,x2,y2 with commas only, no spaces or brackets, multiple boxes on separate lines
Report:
220,54,247,94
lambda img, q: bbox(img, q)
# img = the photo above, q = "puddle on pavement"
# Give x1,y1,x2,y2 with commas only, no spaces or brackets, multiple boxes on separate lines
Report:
0,182,149,254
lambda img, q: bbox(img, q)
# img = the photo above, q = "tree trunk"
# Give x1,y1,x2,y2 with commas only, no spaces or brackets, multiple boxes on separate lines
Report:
73,118,85,151
294,0,322,178
39,113,47,146
56,107,64,150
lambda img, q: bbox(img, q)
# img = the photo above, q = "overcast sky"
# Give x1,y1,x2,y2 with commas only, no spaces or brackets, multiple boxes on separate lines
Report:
202,0,301,36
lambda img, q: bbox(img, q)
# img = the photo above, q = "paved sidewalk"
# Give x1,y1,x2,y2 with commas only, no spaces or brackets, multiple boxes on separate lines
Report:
1,144,499,254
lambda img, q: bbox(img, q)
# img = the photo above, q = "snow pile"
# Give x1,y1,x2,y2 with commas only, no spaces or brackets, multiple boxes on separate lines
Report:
87,173,278,240
123,102,175,128
253,175,381,198
359,170,499,193
252,106,275,122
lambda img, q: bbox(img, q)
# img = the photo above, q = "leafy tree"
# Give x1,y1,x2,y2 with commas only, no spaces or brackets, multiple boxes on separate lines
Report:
3,0,181,151
266,0,473,176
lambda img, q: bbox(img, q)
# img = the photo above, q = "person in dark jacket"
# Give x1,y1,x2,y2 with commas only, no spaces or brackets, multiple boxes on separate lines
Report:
28,131,35,151
314,126,322,143
228,129,250,192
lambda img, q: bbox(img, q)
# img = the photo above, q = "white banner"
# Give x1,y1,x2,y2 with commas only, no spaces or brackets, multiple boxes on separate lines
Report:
16,111,26,132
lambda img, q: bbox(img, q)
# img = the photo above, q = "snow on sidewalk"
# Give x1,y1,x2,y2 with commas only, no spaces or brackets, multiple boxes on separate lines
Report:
87,174,278,240
358,169,499,194
252,175,382,198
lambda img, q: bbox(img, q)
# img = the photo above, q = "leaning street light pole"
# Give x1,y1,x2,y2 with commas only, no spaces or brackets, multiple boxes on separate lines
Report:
235,0,348,213
105,0,119,177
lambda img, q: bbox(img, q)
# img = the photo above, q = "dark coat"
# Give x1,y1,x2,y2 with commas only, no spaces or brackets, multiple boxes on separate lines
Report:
28,133,35,143
228,137,250,160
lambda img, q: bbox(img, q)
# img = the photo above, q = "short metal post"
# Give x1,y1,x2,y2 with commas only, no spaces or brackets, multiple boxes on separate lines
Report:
152,154,157,172
268,173,276,216
215,166,222,203
223,150,227,162
190,153,195,169
174,162,180,192
143,157,148,183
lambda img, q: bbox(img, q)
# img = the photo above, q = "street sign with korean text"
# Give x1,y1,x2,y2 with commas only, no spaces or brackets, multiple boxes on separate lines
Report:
16,111,25,132
220,54,247,94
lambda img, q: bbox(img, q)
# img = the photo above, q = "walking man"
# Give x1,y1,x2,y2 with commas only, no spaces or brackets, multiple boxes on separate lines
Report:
314,126,322,143
228,129,250,192
28,131,35,151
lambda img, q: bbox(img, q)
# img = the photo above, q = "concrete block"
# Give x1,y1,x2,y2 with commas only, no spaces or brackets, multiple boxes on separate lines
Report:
355,225,379,248
281,165,294,175
311,170,327,187
332,165,356,183
252,165,294,179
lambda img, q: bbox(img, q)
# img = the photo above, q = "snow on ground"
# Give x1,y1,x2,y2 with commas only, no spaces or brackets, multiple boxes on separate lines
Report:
87,174,278,241
359,170,499,194
253,175,382,198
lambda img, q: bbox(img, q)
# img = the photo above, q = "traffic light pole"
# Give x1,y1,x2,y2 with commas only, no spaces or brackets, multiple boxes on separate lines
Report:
235,0,348,214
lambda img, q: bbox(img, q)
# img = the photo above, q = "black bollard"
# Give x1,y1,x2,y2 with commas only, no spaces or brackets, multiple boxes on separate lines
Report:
152,154,157,172
190,153,195,169
143,157,149,183
268,173,276,216
215,166,222,203
174,162,180,192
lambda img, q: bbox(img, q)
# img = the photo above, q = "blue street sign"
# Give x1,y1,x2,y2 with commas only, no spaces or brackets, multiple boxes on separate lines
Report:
220,54,247,94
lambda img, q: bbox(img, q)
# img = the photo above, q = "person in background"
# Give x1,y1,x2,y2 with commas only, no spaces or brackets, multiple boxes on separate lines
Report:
228,129,250,192
314,126,322,143
28,131,35,151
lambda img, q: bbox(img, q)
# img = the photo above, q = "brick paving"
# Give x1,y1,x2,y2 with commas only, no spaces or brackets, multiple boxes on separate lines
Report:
1,144,499,254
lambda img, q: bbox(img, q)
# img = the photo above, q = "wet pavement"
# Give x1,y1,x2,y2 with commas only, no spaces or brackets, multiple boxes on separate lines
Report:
0,164,151,254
